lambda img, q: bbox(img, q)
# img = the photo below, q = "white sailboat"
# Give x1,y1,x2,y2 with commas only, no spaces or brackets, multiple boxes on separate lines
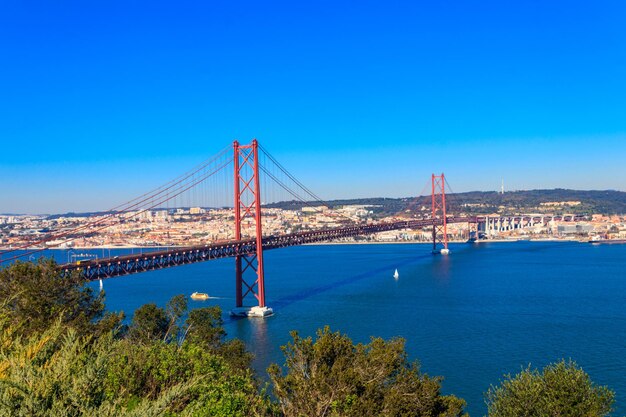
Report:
393,269,399,279
99,279,103,292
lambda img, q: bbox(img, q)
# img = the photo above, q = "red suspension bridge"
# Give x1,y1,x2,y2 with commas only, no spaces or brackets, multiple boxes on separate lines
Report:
0,140,584,317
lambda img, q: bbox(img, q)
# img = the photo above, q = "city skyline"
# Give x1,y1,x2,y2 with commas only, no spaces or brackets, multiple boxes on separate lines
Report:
1,1,625,213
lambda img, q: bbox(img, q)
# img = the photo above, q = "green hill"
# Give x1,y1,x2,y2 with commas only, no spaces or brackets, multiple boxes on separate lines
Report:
266,189,626,216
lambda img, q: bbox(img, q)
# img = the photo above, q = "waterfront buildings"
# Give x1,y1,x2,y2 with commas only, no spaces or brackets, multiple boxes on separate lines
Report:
1,206,624,249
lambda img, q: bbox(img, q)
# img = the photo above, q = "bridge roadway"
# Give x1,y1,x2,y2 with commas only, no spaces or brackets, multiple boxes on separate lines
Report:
59,216,470,280
59,214,584,281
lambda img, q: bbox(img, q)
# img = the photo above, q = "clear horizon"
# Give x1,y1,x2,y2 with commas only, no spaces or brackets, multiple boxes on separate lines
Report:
1,1,625,213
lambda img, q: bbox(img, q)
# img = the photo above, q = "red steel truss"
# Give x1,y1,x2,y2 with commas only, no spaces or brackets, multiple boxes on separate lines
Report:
59,214,586,281
431,173,449,253
233,139,266,308
59,217,465,280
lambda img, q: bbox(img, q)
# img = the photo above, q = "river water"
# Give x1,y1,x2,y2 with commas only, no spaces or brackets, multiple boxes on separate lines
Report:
8,242,626,415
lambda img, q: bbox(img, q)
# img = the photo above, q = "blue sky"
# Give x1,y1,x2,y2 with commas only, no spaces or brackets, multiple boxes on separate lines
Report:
1,1,624,213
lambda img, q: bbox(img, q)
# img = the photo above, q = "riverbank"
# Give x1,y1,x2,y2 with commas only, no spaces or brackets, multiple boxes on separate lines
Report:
0,245,169,251
1,237,584,251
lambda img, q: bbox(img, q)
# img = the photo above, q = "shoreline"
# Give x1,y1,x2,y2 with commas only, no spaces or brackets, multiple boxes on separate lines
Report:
0,238,582,251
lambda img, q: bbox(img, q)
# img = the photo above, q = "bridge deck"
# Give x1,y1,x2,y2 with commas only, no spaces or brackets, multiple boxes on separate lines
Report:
59,214,583,280
60,217,474,280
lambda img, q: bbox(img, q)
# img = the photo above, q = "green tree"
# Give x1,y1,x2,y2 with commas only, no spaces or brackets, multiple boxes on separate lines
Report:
104,339,272,416
185,306,226,348
184,306,253,371
129,303,169,342
486,360,614,417
0,299,273,416
0,258,121,338
218,338,254,373
164,294,188,342
268,326,466,417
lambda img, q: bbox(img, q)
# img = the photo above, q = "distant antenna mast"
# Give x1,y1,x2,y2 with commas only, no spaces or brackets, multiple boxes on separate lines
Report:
501,179,504,195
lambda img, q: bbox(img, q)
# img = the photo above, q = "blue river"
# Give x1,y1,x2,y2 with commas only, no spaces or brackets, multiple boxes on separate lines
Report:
13,241,626,415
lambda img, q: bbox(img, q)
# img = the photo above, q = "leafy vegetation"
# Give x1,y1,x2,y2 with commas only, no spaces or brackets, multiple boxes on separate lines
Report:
0,305,271,416
0,259,618,416
486,360,614,417
268,327,467,417
0,258,122,338
0,260,273,416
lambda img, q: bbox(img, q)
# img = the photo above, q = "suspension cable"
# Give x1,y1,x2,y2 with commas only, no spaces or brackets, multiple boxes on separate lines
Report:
0,145,231,258
1,156,233,264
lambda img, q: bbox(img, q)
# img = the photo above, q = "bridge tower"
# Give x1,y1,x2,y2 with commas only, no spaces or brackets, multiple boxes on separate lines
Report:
431,173,450,255
231,139,273,317
468,221,479,242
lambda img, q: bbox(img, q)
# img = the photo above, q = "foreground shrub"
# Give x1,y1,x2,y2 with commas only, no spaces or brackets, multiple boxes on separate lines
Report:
127,295,253,373
105,339,268,415
486,359,614,417
0,259,121,338
0,301,273,416
268,326,467,417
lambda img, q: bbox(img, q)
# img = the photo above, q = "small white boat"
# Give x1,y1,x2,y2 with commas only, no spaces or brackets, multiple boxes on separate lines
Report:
190,292,209,300
99,279,103,292
393,269,399,279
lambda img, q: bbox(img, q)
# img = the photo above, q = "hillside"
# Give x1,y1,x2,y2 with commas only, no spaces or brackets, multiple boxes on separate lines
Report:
8,189,622,219
266,189,626,216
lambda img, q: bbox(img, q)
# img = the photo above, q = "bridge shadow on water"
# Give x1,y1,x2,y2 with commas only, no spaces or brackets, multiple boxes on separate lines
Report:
227,240,568,323
268,253,434,311
224,252,431,325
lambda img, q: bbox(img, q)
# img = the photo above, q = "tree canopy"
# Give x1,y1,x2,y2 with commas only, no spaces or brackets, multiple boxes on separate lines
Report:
268,327,467,417
486,360,614,417
0,301,273,416
0,258,121,338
